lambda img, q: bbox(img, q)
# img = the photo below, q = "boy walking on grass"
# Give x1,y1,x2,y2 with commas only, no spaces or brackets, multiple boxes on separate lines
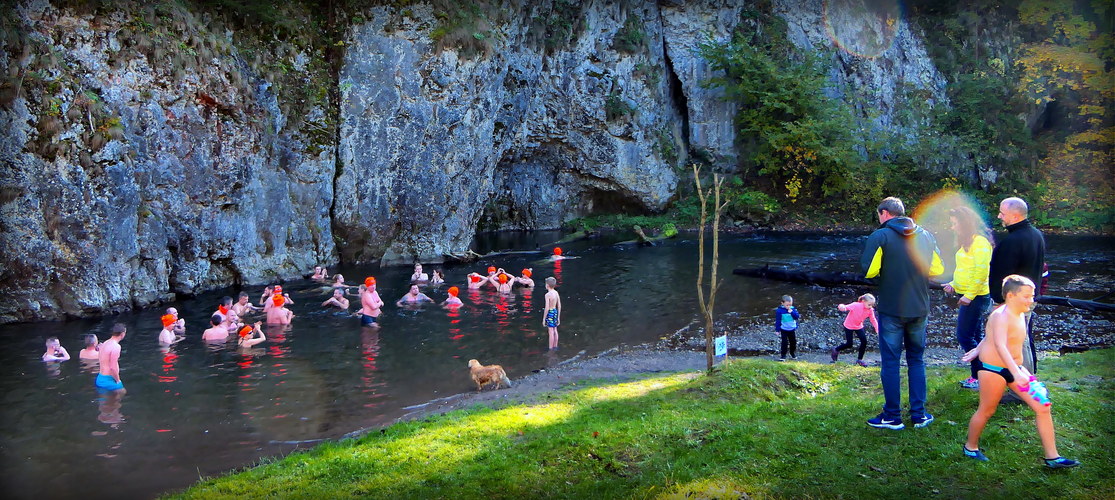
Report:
961,275,1078,468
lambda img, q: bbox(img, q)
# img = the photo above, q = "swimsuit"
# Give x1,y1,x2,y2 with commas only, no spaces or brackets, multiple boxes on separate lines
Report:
545,308,558,328
361,314,378,326
977,362,1015,384
95,374,124,391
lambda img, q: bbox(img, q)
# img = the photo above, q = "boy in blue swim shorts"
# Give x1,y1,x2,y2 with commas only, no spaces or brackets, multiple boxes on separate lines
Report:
543,277,561,350
95,323,127,394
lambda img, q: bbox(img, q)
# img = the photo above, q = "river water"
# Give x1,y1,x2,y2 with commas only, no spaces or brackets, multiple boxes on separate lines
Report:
1,231,1111,499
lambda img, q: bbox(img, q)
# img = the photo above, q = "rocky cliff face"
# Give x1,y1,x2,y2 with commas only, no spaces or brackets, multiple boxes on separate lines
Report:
0,0,951,322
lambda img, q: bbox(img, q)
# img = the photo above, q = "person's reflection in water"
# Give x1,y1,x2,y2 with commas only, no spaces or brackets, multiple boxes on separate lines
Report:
97,389,125,426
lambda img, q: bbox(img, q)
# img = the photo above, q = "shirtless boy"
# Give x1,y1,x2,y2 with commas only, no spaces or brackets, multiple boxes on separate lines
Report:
42,337,70,362
158,314,184,345
95,323,127,392
360,277,384,327
962,275,1079,468
311,265,329,280
543,277,561,350
266,295,294,325
396,284,434,306
202,314,229,342
322,288,350,310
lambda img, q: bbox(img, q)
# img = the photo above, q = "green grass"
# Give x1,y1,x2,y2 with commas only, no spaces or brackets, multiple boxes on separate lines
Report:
168,350,1114,499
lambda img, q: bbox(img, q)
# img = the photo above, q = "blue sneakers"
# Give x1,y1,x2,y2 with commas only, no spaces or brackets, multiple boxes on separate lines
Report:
912,413,934,428
867,413,904,430
963,446,990,461
1044,457,1080,469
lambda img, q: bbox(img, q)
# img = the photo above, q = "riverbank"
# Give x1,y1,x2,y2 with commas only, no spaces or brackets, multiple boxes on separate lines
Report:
167,347,1113,499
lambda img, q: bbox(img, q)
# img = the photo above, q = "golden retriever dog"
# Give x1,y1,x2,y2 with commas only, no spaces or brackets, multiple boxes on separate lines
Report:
468,359,512,392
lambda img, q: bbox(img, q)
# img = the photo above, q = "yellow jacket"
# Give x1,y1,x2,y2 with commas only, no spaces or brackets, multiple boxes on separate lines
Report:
949,234,992,300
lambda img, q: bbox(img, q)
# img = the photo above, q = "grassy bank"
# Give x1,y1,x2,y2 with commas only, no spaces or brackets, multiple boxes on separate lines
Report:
170,350,1113,499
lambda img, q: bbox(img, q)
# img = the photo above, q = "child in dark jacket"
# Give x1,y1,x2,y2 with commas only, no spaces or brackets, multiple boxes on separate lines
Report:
775,295,800,361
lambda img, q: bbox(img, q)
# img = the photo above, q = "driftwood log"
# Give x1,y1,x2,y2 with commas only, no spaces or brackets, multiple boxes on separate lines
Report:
734,265,1115,312
442,249,545,263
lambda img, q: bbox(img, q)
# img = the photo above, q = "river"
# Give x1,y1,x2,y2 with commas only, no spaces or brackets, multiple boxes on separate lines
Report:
0,231,1111,499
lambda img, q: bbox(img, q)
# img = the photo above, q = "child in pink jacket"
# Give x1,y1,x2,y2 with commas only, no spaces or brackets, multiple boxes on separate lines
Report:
831,293,879,366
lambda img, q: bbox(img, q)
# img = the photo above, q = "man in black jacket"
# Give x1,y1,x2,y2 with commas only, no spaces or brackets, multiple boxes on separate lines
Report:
860,197,944,430
989,197,1045,372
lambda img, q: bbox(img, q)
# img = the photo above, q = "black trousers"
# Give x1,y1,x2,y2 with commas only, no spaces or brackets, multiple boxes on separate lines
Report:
835,327,867,360
779,329,797,358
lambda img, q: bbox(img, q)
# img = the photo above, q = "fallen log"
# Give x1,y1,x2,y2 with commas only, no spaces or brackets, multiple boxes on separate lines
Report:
614,225,677,247
734,265,1115,312
442,249,546,263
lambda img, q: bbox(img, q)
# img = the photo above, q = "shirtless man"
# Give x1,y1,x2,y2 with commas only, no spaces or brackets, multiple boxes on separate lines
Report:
517,268,535,288
311,265,329,280
396,284,434,306
543,277,561,350
158,314,184,345
266,295,294,325
232,292,260,317
236,322,267,349
331,274,349,288
360,277,384,327
962,275,1078,468
42,337,70,362
410,263,429,283
79,334,100,361
95,323,127,393
322,288,350,310
201,314,229,342
165,307,186,335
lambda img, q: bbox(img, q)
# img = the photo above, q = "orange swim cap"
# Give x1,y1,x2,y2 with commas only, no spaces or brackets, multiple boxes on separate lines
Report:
238,325,253,337
498,274,508,284
161,314,176,327
218,304,229,315
554,247,562,255
272,295,285,306
469,275,481,283
447,286,459,297
273,285,282,294
364,277,375,287
487,266,496,274
522,269,532,277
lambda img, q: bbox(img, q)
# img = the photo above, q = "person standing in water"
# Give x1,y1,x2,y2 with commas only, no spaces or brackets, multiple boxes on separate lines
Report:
42,337,70,362
543,277,561,350
360,277,384,327
79,334,100,361
95,323,127,393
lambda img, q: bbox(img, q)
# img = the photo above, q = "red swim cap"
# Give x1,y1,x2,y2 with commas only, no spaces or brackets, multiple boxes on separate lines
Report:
238,325,253,337
487,266,496,274
161,314,176,327
522,269,532,277
364,277,375,287
273,285,282,294
218,304,229,315
554,247,562,256
498,274,508,284
447,286,459,297
469,275,482,283
272,295,285,306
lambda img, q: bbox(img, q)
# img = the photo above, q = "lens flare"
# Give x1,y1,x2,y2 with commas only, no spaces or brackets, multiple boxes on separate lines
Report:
911,189,991,276
824,0,902,59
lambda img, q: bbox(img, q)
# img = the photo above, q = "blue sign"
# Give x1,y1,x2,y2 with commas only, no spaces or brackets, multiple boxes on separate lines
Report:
714,335,727,357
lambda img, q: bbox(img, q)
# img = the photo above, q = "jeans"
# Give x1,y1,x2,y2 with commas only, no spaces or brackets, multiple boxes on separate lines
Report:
956,294,990,379
878,313,927,419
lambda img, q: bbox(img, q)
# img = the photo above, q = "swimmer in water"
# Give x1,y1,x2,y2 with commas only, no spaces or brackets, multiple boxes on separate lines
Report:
550,247,571,261
95,323,126,393
201,314,229,342
331,274,350,288
490,271,514,294
42,337,70,362
360,277,384,327
79,334,99,361
322,288,350,310
266,294,294,325
396,284,434,306
430,268,445,286
517,268,535,288
311,265,329,280
466,272,486,289
158,314,184,345
410,263,430,283
165,307,186,335
442,286,463,308
232,292,260,317
237,322,267,349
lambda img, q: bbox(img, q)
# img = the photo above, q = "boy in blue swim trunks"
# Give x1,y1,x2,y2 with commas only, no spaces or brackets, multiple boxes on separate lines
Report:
95,323,127,393
543,277,561,350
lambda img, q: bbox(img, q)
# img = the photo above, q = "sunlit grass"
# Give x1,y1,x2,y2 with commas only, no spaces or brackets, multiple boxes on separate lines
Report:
169,350,1114,499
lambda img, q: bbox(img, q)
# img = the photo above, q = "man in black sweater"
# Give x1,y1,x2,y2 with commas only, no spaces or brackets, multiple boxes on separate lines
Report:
988,197,1045,372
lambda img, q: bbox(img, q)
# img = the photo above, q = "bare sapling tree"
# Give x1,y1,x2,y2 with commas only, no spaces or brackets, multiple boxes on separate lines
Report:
693,164,730,371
